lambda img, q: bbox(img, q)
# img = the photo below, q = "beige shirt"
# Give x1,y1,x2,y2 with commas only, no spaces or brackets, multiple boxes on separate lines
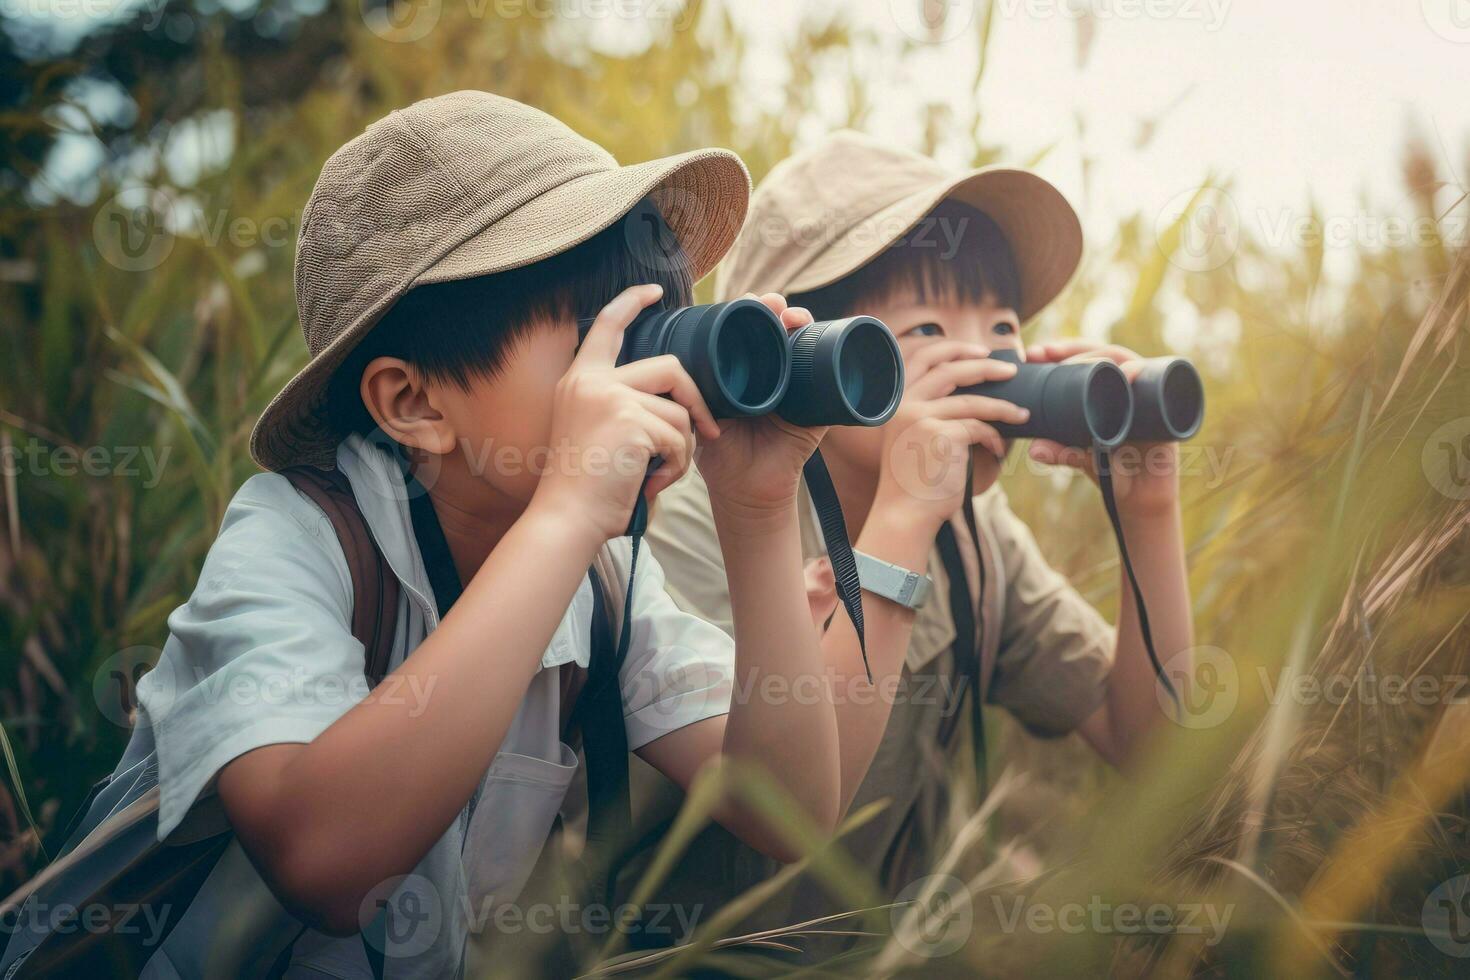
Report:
618,463,1115,935
647,464,1115,737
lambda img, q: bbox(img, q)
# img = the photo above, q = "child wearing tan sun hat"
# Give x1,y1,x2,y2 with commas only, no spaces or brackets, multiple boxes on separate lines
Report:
628,131,1195,954
3,95,941,977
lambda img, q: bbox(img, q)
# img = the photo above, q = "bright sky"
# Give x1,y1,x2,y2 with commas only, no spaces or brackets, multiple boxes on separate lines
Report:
18,0,1469,285
726,0,1470,279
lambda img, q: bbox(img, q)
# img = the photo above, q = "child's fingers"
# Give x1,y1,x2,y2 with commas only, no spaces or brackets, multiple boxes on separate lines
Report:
575,284,664,367
631,391,696,466
643,457,686,501
929,394,1030,427
1056,343,1141,368
631,389,693,433
803,557,838,628
635,411,691,480
904,341,991,382
615,354,720,440
952,418,1007,461
780,305,814,331
908,357,1018,399
804,555,834,591
1029,439,1092,470
1026,339,1099,362
755,292,789,319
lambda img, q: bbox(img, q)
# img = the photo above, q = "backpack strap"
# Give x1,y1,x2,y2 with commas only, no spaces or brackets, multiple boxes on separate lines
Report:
280,465,399,688
281,466,398,979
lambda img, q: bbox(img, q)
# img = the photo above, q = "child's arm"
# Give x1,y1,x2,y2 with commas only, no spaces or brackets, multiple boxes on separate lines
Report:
218,285,717,933
1024,339,1196,764
1085,496,1192,764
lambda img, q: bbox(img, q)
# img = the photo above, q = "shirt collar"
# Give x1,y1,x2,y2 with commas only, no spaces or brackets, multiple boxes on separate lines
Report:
332,435,590,670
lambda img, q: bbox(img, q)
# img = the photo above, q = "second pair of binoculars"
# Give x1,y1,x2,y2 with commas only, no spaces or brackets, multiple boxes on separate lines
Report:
589,298,1204,444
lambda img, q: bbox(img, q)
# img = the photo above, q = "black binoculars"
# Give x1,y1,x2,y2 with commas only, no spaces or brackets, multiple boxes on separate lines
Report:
961,349,1205,446
583,298,905,428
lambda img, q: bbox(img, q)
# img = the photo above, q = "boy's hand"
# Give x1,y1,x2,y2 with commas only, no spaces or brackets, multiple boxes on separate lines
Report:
872,341,1029,535
1024,340,1181,519
533,284,722,544
696,293,826,520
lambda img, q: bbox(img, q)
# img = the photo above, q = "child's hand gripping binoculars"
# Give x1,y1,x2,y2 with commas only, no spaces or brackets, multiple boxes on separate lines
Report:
959,349,1205,447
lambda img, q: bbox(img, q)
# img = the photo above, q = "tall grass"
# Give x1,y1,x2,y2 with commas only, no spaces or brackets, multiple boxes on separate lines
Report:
2,3,1468,976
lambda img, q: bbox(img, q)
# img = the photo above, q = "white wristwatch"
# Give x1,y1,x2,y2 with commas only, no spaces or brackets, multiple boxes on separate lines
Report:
853,549,933,610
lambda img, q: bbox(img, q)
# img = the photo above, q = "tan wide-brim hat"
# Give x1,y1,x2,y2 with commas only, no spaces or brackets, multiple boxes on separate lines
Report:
251,90,751,471
716,130,1081,320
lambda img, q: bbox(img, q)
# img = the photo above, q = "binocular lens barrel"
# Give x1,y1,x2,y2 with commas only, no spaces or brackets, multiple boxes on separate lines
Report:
620,299,791,418
962,349,1134,448
1127,357,1204,442
601,300,904,426
778,316,905,427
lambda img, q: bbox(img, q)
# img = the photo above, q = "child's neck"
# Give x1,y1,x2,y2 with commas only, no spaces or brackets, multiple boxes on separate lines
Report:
414,462,526,587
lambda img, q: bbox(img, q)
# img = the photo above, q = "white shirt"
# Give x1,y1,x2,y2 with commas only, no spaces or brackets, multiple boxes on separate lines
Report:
129,434,735,978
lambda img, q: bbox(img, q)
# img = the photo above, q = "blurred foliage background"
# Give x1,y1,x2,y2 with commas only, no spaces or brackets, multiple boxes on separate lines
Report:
2,0,1469,976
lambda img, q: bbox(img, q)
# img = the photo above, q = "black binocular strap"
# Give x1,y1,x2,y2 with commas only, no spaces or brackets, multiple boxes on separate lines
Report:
577,558,636,909
802,450,872,681
406,466,638,912
935,465,988,798
1093,447,1181,711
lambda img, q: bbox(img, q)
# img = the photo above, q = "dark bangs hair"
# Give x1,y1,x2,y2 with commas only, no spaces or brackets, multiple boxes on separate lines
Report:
787,200,1022,321
326,199,693,438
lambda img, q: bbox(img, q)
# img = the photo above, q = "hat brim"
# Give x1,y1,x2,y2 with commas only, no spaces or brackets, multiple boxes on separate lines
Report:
783,167,1083,322
250,148,750,472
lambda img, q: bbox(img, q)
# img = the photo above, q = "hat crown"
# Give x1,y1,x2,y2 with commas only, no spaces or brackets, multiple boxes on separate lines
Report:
716,130,1081,325
718,131,949,301
294,91,616,356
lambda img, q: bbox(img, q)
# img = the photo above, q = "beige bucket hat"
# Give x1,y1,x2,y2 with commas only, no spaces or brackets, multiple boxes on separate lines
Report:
251,90,751,471
716,130,1081,320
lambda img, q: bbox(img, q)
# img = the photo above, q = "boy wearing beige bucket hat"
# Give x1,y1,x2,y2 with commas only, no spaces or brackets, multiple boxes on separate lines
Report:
631,131,1196,946
25,95,933,977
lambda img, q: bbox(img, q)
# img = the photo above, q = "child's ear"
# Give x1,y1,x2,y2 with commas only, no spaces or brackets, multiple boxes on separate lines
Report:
360,357,457,455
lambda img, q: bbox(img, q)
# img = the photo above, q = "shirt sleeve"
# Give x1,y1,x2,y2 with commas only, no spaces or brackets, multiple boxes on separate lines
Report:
138,473,370,838
984,488,1116,737
641,467,736,637
602,535,735,751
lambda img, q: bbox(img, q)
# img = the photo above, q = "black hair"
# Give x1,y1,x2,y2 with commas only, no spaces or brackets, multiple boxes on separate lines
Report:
786,200,1022,321
326,199,693,439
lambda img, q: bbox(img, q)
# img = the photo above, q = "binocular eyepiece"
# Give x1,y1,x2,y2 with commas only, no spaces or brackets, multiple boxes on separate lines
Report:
1127,356,1205,442
586,299,905,428
961,349,1205,447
